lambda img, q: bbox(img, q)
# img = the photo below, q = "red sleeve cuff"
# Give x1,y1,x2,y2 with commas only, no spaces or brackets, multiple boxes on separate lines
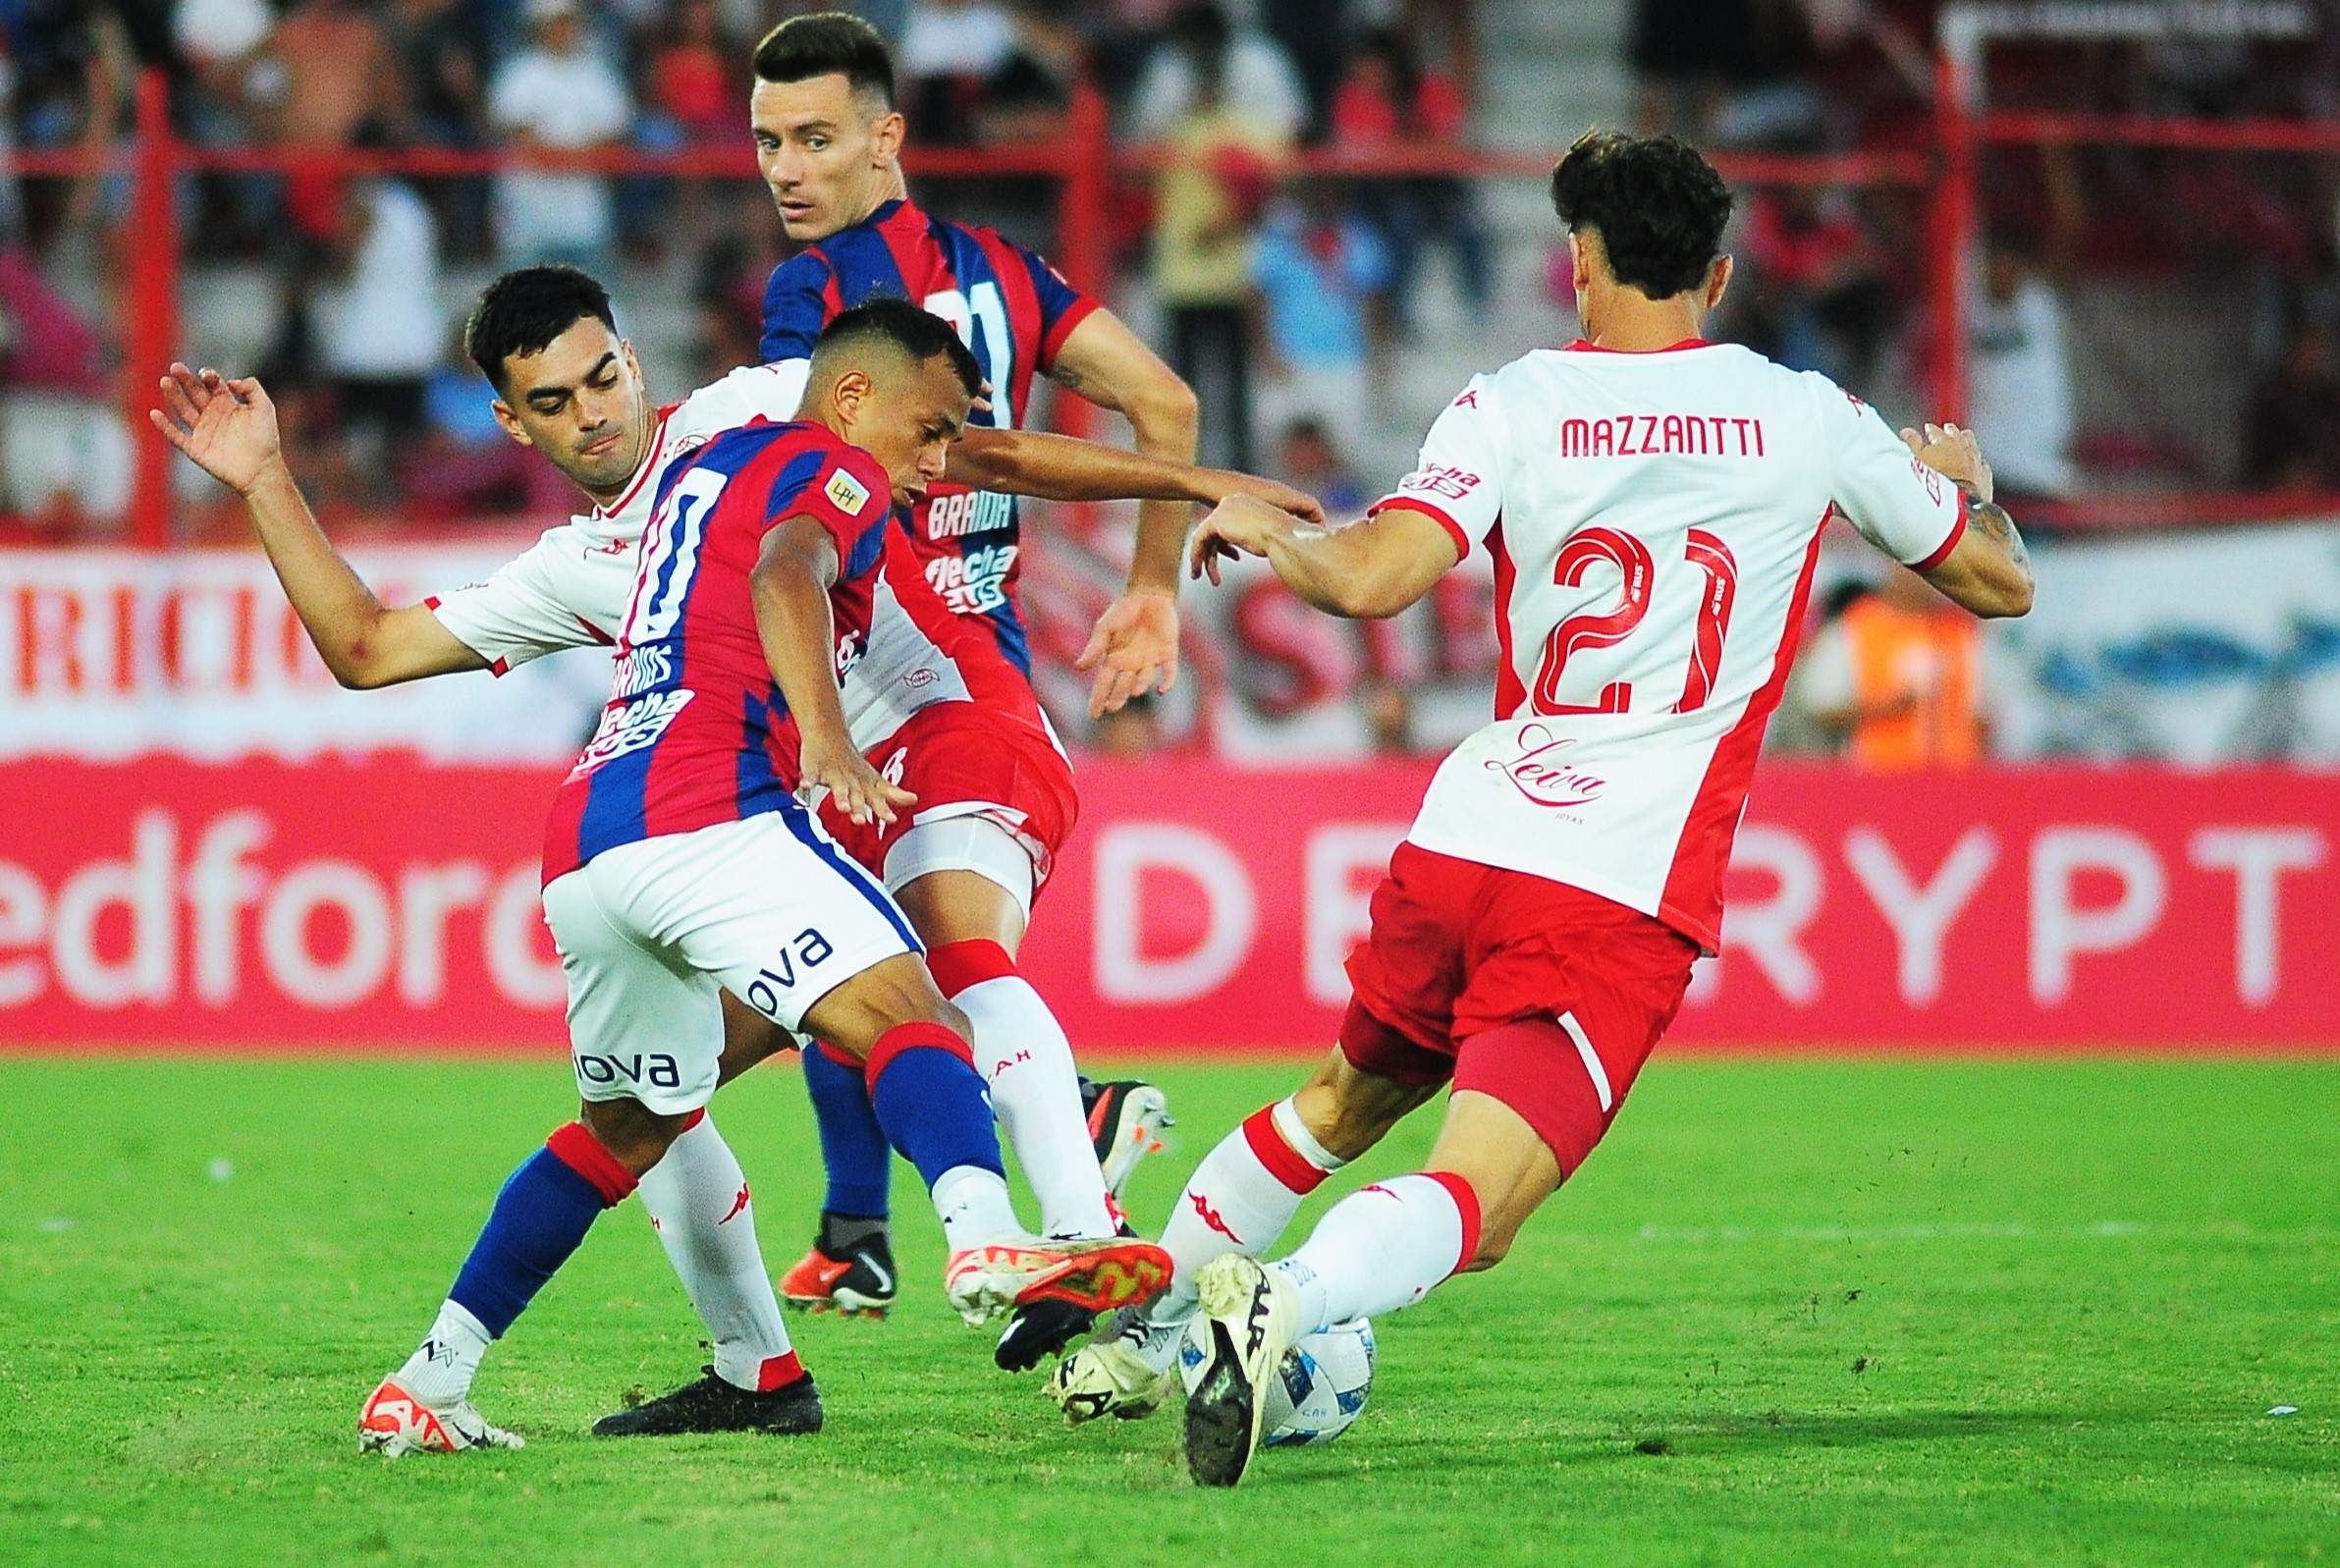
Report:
1912,493,1968,572
1038,296,1102,370
1369,495,1472,562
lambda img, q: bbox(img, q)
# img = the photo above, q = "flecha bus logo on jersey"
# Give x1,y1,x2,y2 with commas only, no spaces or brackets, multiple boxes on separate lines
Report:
1401,463,1482,501
1484,724,1607,811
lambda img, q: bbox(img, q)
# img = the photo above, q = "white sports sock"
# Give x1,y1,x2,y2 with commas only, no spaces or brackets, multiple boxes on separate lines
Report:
1271,1173,1471,1335
930,1163,1022,1252
635,1113,798,1391
1153,1097,1345,1325
955,974,1116,1239
398,1300,491,1407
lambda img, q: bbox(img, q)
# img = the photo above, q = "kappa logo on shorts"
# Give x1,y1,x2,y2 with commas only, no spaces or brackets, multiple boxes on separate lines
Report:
1484,724,1607,811
825,467,873,516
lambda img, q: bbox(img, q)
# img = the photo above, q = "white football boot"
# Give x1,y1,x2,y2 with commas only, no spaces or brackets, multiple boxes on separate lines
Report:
943,1236,1172,1326
357,1378,524,1458
1049,1305,1182,1424
1182,1255,1300,1487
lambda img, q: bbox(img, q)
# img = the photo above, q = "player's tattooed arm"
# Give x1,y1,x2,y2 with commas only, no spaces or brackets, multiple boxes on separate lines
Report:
749,516,914,828
1920,495,2035,619
1188,494,1458,620
1967,499,2029,575
149,363,487,688
1898,419,2033,618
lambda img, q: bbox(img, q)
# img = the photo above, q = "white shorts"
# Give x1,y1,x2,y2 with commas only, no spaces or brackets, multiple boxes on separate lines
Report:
542,810,922,1115
881,811,1039,925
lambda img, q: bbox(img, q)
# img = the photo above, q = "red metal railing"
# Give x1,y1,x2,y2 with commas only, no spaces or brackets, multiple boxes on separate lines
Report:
13,67,2340,546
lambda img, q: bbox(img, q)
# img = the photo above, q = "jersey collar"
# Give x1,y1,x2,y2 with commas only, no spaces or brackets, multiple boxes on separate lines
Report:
1563,338,1714,353
591,405,676,524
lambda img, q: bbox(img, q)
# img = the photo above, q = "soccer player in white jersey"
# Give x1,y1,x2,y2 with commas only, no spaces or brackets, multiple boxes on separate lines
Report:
151,269,1315,1443
1049,131,2037,1487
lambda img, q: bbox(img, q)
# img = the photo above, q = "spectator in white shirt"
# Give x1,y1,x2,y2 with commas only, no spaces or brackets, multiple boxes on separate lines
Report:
1129,1,1309,144
1967,227,2077,502
309,171,445,493
488,0,631,267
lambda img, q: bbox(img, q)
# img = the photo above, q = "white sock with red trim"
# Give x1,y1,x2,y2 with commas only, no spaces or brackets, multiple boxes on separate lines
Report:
1153,1097,1346,1326
933,941,1116,1240
635,1112,802,1391
1269,1171,1482,1334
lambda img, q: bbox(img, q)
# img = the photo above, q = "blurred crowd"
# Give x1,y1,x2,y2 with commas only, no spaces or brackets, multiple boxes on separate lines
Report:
1633,0,2340,503
6,0,2340,761
0,0,1485,525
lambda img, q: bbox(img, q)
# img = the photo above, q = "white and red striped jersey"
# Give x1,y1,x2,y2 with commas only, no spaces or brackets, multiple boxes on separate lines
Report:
425,367,1047,755
1374,340,1967,951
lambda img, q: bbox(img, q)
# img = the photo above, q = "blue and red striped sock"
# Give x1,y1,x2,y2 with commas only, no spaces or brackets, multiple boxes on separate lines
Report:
450,1122,638,1337
864,1022,1018,1251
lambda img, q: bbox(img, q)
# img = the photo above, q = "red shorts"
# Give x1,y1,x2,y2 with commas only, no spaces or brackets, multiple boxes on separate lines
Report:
820,702,1079,899
1340,842,1699,1172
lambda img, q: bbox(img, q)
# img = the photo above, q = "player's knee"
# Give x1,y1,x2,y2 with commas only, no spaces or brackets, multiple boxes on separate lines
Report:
577,1098,690,1176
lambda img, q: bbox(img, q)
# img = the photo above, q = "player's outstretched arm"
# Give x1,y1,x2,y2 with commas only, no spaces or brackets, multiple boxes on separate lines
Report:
749,515,915,829
1187,494,1459,621
149,364,488,688
1048,309,1202,716
946,427,1325,522
1900,421,2035,620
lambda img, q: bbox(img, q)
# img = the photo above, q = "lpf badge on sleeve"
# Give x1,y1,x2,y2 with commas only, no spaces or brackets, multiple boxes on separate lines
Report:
825,469,872,515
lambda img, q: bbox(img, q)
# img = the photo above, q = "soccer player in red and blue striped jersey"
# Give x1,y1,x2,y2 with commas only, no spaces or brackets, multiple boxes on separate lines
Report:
356,301,1173,1456
743,14,1216,1363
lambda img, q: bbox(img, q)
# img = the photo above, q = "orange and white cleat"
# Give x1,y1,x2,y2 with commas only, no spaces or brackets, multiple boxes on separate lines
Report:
778,1232,897,1317
945,1237,1173,1327
357,1378,523,1458
1081,1080,1173,1201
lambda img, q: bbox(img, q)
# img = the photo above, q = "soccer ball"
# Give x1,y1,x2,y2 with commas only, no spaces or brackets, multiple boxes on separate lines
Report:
1179,1316,1376,1447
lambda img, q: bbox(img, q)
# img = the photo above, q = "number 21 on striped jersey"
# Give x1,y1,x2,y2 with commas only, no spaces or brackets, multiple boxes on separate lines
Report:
1530,526,1739,717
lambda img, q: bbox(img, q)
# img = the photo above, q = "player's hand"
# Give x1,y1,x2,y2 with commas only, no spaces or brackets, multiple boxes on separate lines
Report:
1206,471,1327,526
1186,492,1302,586
1901,421,1993,506
798,730,915,828
149,364,286,497
1074,588,1179,719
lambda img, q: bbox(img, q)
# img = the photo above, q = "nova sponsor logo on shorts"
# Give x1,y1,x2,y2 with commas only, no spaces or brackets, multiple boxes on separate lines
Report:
742,927,838,1017
1484,724,1607,811
568,688,693,779
575,1051,684,1089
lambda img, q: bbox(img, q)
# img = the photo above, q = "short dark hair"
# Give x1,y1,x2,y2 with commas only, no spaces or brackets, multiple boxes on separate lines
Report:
1550,131,1733,299
464,265,615,392
752,12,895,108
812,297,981,398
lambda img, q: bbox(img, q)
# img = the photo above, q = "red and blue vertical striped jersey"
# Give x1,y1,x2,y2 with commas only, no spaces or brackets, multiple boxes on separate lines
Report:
541,419,895,885
760,197,1099,676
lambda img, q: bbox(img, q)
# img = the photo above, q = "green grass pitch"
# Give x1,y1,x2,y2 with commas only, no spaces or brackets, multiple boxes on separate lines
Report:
1,1053,2334,1567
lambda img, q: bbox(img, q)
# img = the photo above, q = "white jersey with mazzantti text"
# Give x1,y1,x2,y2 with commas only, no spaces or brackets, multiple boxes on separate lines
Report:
1372,340,1967,952
421,362,1025,755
